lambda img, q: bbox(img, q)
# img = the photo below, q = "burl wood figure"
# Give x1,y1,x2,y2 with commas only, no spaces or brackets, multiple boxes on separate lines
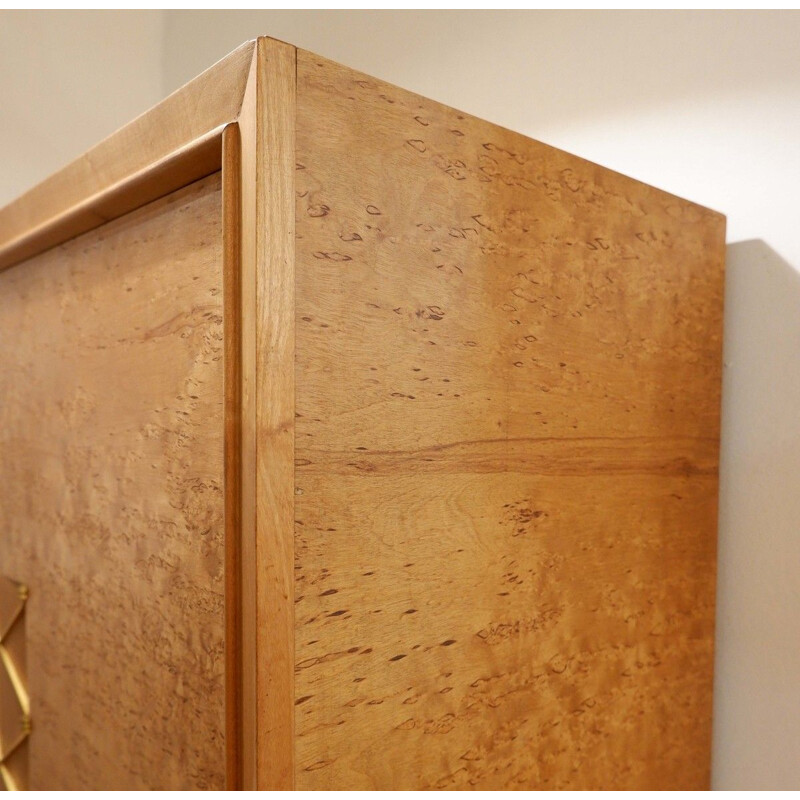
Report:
0,38,724,790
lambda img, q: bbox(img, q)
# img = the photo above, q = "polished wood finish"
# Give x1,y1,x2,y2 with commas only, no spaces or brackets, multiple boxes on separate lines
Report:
0,176,227,789
0,37,724,790
291,52,724,790
221,123,244,789
250,38,297,790
232,36,297,789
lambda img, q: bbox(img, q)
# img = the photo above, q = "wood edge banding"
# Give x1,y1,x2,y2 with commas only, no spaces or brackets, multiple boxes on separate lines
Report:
254,36,297,790
232,35,298,790
222,121,244,791
223,35,299,790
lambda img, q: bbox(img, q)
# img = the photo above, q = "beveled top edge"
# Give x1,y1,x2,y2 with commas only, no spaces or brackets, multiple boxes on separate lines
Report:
0,38,259,271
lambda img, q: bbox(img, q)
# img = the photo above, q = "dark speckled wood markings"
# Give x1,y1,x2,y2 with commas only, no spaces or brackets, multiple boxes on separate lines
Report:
0,177,226,789
292,52,723,790
0,36,722,791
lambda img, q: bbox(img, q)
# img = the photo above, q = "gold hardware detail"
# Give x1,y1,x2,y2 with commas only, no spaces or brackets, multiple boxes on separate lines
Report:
0,580,29,791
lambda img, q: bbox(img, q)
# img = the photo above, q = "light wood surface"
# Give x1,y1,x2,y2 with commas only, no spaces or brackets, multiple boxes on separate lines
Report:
250,38,297,790
0,175,227,789
232,37,297,790
0,35,724,791
0,35,292,790
221,123,244,789
292,51,724,789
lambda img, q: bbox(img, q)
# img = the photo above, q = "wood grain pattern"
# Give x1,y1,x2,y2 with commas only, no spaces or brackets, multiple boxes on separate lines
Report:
249,38,297,790
293,52,724,789
0,36,295,790
221,123,244,789
0,35,724,790
0,40,255,273
0,174,227,789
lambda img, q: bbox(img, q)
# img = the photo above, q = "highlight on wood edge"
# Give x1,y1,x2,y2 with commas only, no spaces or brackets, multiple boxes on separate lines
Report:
0,577,30,792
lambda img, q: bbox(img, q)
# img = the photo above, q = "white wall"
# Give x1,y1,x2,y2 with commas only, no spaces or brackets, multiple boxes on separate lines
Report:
0,11,165,207
1,10,798,789
715,240,800,789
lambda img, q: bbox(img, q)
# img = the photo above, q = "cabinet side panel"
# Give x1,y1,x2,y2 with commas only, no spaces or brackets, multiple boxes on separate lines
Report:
294,54,724,789
0,174,226,789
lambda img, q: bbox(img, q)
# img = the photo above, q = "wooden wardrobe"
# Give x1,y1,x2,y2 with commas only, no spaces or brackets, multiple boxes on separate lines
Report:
0,37,725,790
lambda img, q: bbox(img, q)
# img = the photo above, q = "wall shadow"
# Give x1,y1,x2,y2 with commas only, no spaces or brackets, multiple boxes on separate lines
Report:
712,239,800,789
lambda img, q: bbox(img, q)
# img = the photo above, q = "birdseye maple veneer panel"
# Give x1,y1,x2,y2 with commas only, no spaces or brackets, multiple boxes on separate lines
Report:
0,37,724,791
292,52,724,789
0,175,226,790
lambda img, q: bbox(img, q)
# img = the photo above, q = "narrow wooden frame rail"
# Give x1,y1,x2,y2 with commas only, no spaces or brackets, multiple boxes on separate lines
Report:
0,37,297,791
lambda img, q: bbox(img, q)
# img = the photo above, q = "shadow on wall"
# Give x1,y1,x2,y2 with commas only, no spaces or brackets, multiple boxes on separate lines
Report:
713,240,800,789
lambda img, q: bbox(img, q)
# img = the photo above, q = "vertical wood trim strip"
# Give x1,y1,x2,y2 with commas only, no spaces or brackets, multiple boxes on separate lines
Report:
255,37,297,790
238,37,297,789
221,122,243,790
237,52,260,791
